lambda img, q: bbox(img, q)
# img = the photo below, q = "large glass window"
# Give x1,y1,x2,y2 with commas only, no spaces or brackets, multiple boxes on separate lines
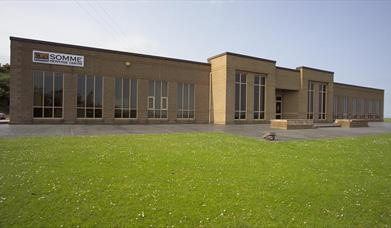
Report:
318,84,327,120
177,83,195,119
307,82,314,119
360,98,365,118
33,71,63,118
356,98,361,119
333,95,338,119
114,78,137,119
77,75,103,118
352,98,357,118
148,80,168,119
375,100,380,119
368,100,373,119
254,75,265,120
235,73,246,120
342,96,348,118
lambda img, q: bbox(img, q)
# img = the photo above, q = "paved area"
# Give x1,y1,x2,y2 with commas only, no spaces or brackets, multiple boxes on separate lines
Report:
0,122,390,141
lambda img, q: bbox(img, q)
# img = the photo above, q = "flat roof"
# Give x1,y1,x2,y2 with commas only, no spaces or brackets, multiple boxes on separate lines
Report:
334,82,383,92
207,52,276,64
276,66,300,72
10,36,211,67
296,66,334,74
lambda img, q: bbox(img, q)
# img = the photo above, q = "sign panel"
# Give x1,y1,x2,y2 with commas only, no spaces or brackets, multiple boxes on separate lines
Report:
32,50,84,67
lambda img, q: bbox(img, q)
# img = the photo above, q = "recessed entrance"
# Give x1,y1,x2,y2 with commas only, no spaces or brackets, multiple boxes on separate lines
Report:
276,96,282,119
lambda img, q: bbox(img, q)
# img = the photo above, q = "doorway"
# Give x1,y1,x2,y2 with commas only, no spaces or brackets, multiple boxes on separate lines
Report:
276,96,282,119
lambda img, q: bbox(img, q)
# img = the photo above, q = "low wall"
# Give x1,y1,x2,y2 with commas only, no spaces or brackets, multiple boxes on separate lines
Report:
335,119,369,128
270,119,314,130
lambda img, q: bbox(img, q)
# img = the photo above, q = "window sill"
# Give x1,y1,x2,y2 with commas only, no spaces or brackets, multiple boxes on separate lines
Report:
33,118,64,120
114,118,138,120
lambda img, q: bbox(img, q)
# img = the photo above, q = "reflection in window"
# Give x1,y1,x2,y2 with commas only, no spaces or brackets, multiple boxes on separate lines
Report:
177,83,195,119
148,80,168,119
115,78,137,118
254,75,265,120
77,75,103,118
33,71,63,118
235,72,246,120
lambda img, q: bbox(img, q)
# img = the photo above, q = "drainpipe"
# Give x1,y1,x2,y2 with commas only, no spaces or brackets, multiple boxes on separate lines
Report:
209,72,212,124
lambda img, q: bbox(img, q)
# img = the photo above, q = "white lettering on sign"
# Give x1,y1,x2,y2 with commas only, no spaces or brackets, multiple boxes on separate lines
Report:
32,50,84,67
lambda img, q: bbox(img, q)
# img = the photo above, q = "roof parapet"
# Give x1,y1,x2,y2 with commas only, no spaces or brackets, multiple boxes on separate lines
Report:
207,52,276,64
296,66,334,74
276,66,300,72
334,82,383,92
10,36,211,66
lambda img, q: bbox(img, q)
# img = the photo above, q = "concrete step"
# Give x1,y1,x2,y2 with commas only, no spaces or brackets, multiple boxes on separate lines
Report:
315,123,341,128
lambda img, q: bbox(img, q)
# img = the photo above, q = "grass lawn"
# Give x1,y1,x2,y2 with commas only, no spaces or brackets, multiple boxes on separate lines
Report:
384,118,391,123
1,133,391,227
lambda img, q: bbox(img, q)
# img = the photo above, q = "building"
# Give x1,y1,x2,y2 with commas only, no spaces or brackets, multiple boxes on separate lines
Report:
9,37,384,124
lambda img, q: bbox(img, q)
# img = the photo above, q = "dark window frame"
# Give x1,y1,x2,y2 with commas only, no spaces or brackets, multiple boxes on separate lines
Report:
76,75,103,119
114,78,138,119
33,71,64,119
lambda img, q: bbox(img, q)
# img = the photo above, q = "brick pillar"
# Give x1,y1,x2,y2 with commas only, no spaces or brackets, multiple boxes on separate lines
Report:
138,79,148,123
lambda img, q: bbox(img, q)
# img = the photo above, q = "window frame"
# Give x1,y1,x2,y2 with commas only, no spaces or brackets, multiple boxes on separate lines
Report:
114,78,138,119
375,100,380,119
253,75,266,120
360,98,365,119
318,83,327,120
176,83,195,120
333,95,338,119
76,75,104,119
147,80,168,119
307,81,314,119
32,71,64,119
367,99,373,119
351,97,357,119
342,96,348,119
234,72,247,120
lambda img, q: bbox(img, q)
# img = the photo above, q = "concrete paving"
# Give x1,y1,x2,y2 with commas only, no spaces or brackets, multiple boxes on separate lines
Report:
0,122,390,141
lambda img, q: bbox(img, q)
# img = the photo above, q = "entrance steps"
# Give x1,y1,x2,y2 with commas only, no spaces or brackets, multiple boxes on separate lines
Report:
314,123,341,128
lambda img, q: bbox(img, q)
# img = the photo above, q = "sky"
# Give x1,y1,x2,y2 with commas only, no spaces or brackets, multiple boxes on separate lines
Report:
1,0,390,116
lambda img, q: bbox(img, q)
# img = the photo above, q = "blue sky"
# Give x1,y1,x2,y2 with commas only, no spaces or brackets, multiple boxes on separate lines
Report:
1,1,390,116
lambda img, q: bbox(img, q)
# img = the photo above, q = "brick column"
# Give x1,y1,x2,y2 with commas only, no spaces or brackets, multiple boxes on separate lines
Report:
138,79,148,123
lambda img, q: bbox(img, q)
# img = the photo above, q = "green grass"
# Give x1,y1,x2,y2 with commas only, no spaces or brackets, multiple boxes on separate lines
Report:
384,118,391,123
1,133,391,227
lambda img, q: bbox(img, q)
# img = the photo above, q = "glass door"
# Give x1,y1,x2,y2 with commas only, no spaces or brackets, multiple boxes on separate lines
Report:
276,96,282,119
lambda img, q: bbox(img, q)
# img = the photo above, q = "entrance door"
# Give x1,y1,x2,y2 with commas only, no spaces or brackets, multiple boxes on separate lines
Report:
276,96,282,119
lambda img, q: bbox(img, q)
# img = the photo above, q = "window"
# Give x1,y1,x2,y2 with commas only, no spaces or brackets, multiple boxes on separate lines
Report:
375,100,380,119
360,98,365,118
342,96,348,118
234,73,246,120
318,84,327,120
254,75,265,120
352,98,357,118
33,71,63,118
148,80,168,119
372,100,377,119
367,100,373,119
356,98,362,119
177,83,195,119
307,82,314,119
333,95,338,119
115,78,137,118
77,75,103,118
